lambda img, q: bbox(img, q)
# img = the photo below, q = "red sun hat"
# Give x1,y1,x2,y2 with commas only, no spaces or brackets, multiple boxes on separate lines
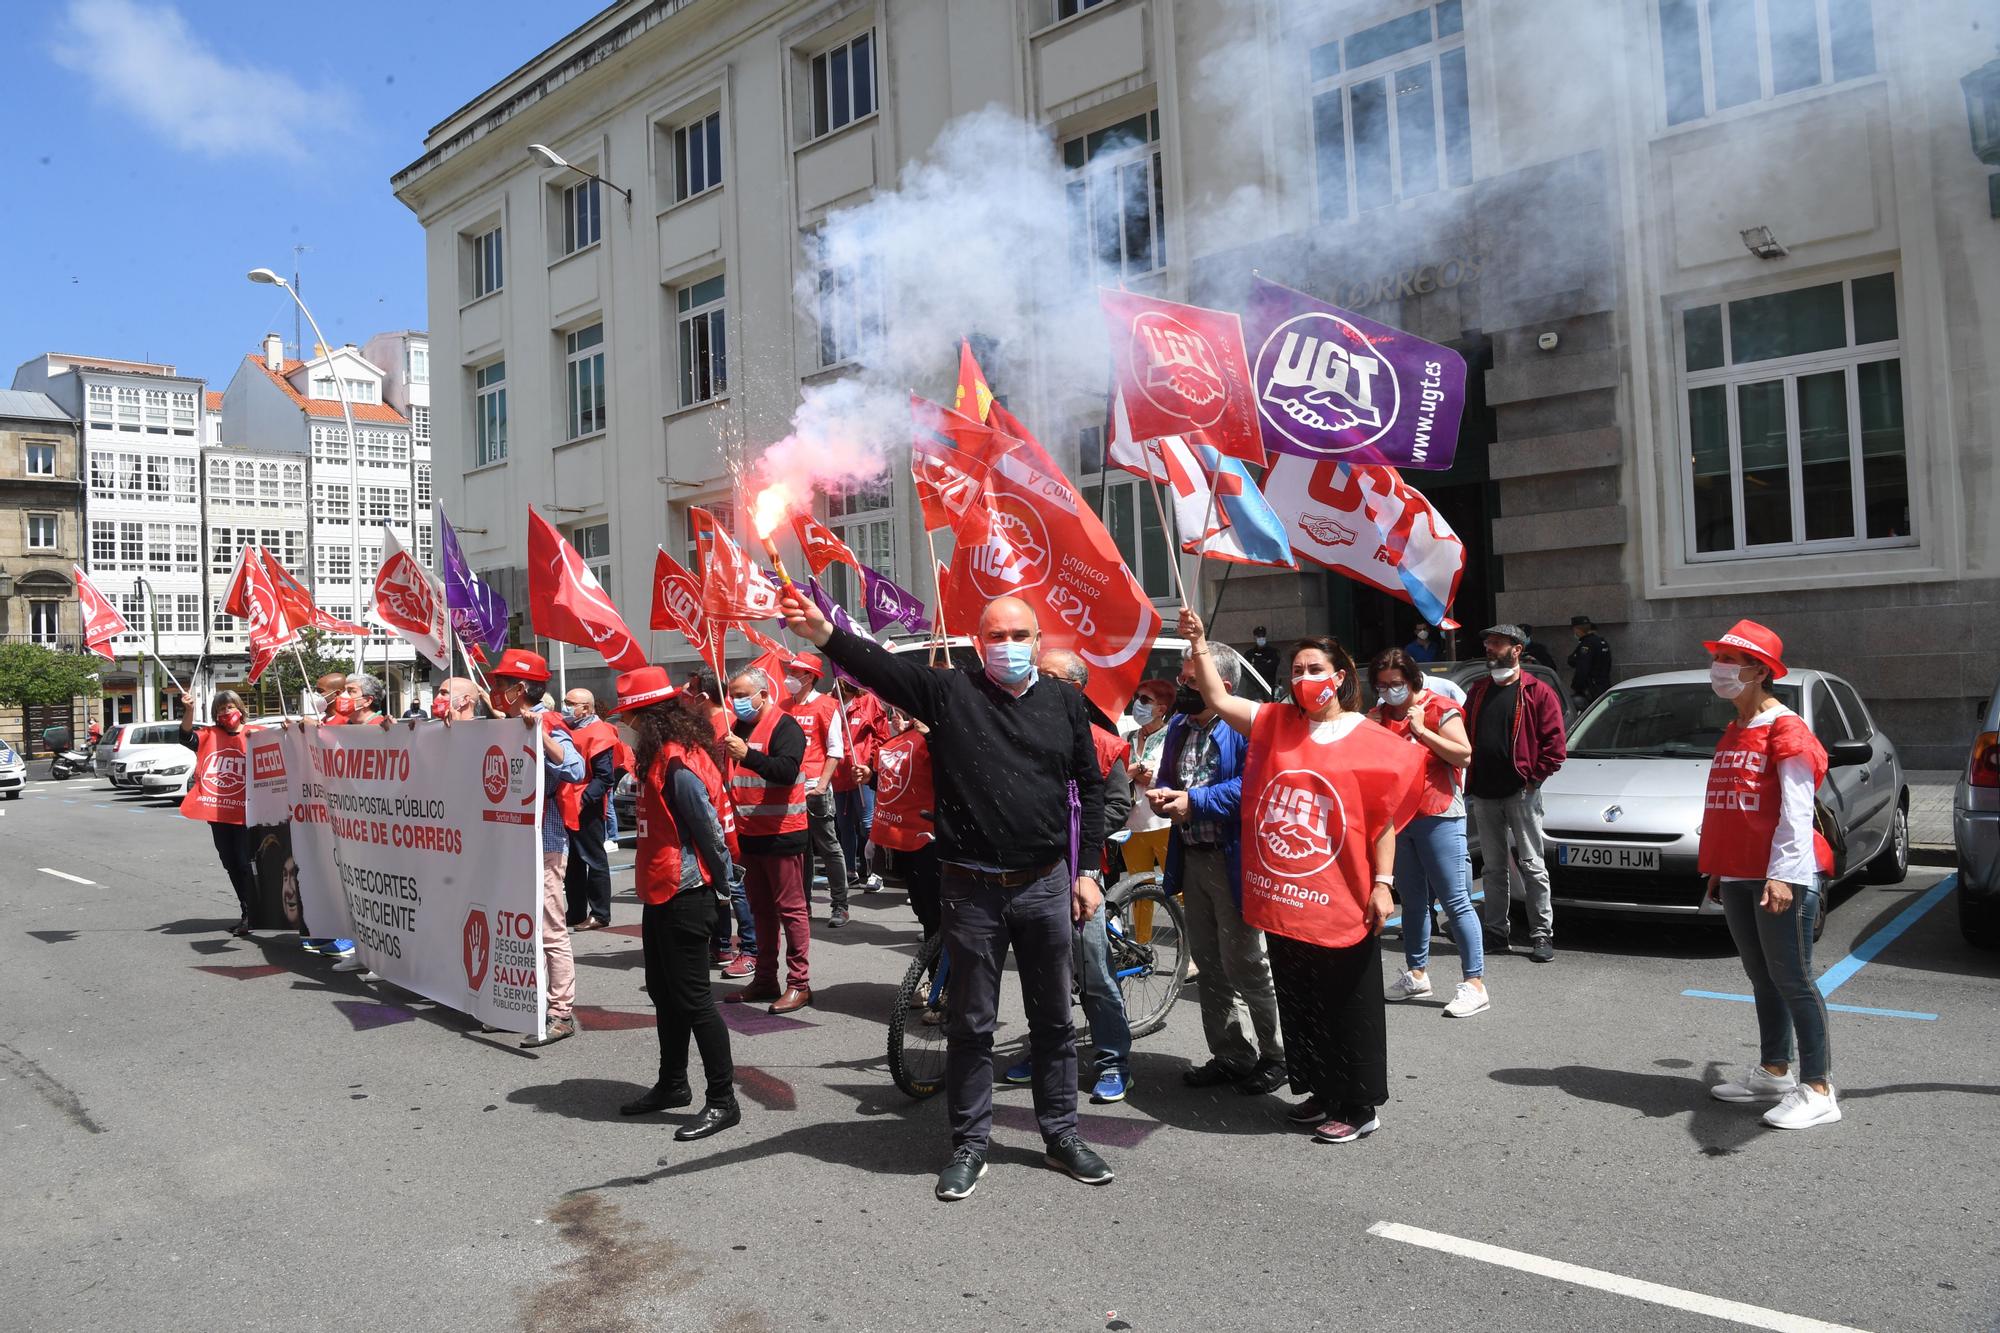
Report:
1702,619,1787,680
489,648,551,683
610,666,679,714
786,653,825,678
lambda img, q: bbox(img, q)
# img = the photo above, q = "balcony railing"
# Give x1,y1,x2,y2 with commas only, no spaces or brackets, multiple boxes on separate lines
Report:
0,632,90,654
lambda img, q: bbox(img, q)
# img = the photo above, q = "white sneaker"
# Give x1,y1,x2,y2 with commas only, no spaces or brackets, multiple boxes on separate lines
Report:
332,957,368,973
1762,1084,1841,1130
604,839,618,854
1711,1066,1798,1103
1442,981,1490,1017
1386,969,1433,1001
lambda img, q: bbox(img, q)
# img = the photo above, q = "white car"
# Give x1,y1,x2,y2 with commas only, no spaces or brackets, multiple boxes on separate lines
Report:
0,738,24,799
107,723,193,790
136,717,292,800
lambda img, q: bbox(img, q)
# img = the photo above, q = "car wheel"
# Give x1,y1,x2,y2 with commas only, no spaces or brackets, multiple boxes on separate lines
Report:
1960,878,2000,950
1863,798,1909,885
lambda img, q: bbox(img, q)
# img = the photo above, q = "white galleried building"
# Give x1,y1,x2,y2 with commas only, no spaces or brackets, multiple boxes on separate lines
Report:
392,0,1999,765
12,352,207,722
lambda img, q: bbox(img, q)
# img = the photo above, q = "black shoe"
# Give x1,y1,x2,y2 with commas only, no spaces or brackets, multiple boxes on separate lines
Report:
1182,1059,1245,1088
829,908,851,928
1530,936,1555,963
935,1146,987,1201
673,1099,741,1141
620,1081,693,1116
1483,929,1511,955
1235,1058,1288,1096
1043,1133,1114,1185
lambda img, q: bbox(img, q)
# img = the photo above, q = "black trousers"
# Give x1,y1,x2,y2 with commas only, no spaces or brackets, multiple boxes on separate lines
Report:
208,822,257,921
642,888,735,1105
902,844,941,941
564,804,612,924
941,861,1076,1153
1267,932,1388,1115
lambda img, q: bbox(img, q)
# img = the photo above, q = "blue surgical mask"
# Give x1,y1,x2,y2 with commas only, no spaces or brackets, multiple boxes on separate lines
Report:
1380,685,1410,707
731,696,758,721
983,641,1036,688
1130,701,1156,726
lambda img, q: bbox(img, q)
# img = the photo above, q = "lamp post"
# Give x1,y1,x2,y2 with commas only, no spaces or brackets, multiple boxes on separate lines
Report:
248,266,367,673
527,144,634,205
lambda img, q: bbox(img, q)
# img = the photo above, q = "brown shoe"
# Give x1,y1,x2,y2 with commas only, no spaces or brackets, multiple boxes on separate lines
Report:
769,986,813,1015
726,984,782,1005
521,1013,579,1047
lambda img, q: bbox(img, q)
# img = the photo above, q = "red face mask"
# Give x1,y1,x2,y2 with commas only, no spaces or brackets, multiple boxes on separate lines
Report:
430,696,451,720
332,695,355,717
1293,674,1340,713
217,709,244,731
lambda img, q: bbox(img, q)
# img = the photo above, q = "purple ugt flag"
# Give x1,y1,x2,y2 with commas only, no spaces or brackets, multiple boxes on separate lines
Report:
804,578,866,685
1243,275,1466,470
438,508,508,657
861,565,930,635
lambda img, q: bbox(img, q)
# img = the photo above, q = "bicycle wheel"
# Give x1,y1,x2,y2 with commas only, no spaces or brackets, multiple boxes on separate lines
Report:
1106,882,1187,1038
886,933,950,1099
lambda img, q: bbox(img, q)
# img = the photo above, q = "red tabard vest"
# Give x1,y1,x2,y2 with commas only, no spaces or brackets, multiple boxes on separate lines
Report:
180,726,255,825
731,706,809,837
1238,707,1428,949
784,691,839,791
833,692,886,793
557,718,619,828
1369,691,1463,818
1090,725,1130,779
634,742,728,905
706,708,739,858
869,730,935,851
1697,711,1833,880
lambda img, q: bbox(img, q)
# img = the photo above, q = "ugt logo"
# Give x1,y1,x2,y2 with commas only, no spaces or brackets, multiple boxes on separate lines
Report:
1253,768,1345,876
1132,312,1228,428
463,907,491,991
481,744,509,804
1255,313,1402,455
198,750,247,802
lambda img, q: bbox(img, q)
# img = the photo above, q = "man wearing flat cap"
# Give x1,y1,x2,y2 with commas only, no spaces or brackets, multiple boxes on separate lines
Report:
1463,624,1567,964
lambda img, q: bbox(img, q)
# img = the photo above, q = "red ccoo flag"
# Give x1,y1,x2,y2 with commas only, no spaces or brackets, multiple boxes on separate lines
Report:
526,508,648,669
72,565,129,662
791,512,863,576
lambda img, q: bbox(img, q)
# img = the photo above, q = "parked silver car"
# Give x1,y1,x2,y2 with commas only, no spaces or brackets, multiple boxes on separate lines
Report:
1494,667,1907,926
1952,677,1999,949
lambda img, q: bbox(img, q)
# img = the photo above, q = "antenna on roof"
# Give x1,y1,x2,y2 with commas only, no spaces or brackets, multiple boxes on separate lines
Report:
291,243,311,359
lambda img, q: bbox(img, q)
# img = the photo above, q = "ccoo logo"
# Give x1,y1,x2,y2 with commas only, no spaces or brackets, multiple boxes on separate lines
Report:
481,745,509,804
1255,313,1401,456
1252,768,1346,877
463,907,491,991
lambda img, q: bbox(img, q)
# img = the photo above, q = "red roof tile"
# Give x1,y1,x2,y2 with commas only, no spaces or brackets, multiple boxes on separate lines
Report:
205,391,224,412
245,355,408,426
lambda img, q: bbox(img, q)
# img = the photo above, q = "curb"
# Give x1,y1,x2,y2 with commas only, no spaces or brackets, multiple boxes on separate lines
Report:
1910,845,1953,869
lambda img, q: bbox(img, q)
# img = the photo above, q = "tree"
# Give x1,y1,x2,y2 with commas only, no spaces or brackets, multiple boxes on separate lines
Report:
0,643,105,710
267,627,353,705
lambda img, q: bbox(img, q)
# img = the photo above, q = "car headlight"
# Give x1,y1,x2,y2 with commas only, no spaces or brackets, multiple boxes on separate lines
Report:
153,765,190,777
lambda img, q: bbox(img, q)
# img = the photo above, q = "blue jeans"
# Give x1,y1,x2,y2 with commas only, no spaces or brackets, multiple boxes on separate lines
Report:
1395,814,1484,980
1074,909,1130,1076
708,865,757,956
835,786,876,881
1719,878,1830,1083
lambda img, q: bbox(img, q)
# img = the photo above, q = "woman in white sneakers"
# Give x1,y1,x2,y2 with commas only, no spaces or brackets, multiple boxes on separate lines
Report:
1697,620,1838,1130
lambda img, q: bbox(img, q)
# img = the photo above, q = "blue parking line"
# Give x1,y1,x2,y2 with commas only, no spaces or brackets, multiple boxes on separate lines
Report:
1681,988,1937,1021
1383,891,1484,932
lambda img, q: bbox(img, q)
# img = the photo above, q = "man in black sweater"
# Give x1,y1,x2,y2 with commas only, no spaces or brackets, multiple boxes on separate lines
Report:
782,590,1112,1202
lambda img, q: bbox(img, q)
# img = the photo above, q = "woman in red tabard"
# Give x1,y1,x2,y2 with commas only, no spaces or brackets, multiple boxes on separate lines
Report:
1178,609,1426,1145
868,711,938,942
1697,620,1839,1131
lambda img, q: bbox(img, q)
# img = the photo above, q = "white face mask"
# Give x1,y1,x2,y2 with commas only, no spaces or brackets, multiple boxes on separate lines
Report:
1380,685,1411,707
786,676,808,697
1254,636,1267,647
1130,701,1156,726
1710,662,1752,699
1416,629,1430,641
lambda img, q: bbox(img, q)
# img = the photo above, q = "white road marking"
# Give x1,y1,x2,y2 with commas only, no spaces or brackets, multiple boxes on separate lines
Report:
38,869,97,886
1366,1222,1869,1333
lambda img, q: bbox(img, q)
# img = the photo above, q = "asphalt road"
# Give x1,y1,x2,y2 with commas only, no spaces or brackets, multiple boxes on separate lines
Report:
3,778,1997,1332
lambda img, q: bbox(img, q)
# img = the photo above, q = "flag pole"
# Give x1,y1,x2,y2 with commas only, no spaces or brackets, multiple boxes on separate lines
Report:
1142,462,1193,608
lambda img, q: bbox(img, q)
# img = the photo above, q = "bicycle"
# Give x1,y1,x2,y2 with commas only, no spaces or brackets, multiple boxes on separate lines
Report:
886,869,1188,1100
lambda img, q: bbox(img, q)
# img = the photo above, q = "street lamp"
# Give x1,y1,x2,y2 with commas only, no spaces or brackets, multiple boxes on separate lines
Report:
527,143,633,204
248,265,368,672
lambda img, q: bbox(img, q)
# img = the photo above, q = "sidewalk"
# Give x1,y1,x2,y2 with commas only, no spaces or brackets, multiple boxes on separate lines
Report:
1908,768,1957,864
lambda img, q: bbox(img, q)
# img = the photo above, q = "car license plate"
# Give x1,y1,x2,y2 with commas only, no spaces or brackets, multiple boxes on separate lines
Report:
1558,844,1659,871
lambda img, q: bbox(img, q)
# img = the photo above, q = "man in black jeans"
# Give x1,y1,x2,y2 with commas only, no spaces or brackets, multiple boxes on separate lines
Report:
782,590,1113,1202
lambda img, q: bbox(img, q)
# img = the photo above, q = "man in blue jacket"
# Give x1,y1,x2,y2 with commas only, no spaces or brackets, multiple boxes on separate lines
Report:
1144,644,1285,1094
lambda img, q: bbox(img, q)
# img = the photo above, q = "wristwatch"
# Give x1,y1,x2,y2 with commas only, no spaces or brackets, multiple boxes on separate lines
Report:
1079,868,1104,887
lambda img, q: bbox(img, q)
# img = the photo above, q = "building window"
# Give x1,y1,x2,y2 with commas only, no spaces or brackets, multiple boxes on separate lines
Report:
409,344,429,386
471,226,504,299
1078,427,1176,602
813,239,883,368
319,544,353,580
91,520,116,566
25,442,56,476
564,322,608,440
87,384,113,426
675,111,724,201
1679,271,1909,560
312,375,338,399
1056,0,1110,17
118,521,143,568
143,389,169,432
342,378,377,404
417,523,434,568
410,405,431,446
676,277,727,407
283,463,304,501
570,522,612,589
415,463,432,507
174,457,197,502
313,482,351,522
27,513,57,550
822,476,893,613
1063,110,1166,285
474,360,508,466
810,30,876,139
258,463,281,505
1309,2,1470,221
1659,0,1877,126
116,386,141,429
28,599,61,645
176,594,200,635
169,392,196,433
561,178,602,256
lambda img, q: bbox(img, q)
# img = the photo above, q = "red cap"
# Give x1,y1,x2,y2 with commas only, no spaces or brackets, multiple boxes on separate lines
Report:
489,648,551,683
610,666,679,714
1702,619,1787,680
786,653,824,678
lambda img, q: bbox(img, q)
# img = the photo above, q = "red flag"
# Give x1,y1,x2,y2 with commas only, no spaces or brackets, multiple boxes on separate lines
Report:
690,507,782,622
526,508,648,669
371,527,452,671
915,397,1160,717
72,565,129,662
233,549,299,684
739,624,786,655
263,549,368,636
955,339,996,423
791,513,863,576
220,546,255,619
1099,288,1265,465
651,546,726,673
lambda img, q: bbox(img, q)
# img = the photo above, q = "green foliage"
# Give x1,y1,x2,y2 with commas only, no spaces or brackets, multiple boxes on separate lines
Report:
268,627,353,699
0,642,106,709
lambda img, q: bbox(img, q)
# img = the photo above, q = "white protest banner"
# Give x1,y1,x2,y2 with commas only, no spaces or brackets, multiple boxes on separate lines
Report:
271,721,549,1036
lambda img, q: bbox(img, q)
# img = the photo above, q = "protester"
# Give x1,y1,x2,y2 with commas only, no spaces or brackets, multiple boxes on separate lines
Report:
782,655,851,926
1568,615,1613,704
1698,621,1840,1130
401,699,426,719
1004,650,1136,1104
681,669,756,979
869,710,937,944
723,667,814,1014
342,674,390,728
176,688,261,937
1521,624,1558,672
1369,648,1487,1017
559,688,620,931
1178,608,1426,1145
486,649,587,1047
87,718,102,747
782,589,1113,1202
1118,678,1178,881
610,666,741,1140
1405,624,1440,664
1465,624,1567,963
1244,625,1279,691
433,676,479,722
1147,645,1286,1095
299,674,358,959
833,679,890,894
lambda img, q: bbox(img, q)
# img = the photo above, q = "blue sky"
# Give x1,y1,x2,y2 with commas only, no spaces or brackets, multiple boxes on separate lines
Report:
0,0,606,392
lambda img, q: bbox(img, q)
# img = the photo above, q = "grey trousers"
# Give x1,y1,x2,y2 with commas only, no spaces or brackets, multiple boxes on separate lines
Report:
1469,786,1554,941
1180,845,1284,1072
